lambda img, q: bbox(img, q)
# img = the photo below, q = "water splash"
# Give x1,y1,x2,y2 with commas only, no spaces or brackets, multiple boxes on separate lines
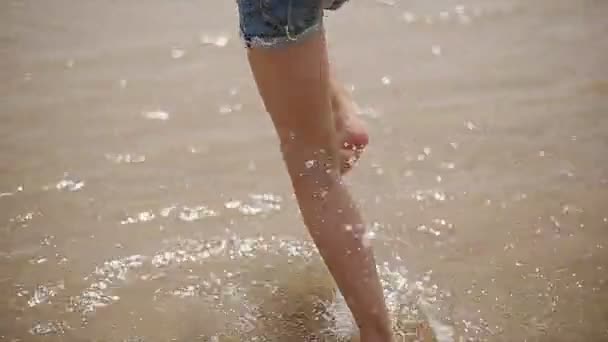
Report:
28,283,62,307
29,321,68,336
64,233,453,340
70,255,145,315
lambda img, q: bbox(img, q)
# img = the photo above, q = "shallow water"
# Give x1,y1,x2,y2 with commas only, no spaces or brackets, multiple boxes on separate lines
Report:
1,0,607,341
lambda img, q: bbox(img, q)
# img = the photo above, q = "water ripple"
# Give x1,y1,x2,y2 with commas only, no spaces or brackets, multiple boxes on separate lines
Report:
61,234,453,340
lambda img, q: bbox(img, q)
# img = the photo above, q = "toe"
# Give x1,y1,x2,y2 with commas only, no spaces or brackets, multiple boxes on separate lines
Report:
340,148,361,175
343,130,369,151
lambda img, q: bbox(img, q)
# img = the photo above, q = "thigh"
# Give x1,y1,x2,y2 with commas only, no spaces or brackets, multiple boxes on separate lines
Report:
246,31,335,149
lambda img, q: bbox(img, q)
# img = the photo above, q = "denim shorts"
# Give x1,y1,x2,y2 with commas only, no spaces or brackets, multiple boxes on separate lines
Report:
237,0,349,48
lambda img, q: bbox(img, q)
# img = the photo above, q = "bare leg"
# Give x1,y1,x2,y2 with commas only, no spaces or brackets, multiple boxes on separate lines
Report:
246,31,393,341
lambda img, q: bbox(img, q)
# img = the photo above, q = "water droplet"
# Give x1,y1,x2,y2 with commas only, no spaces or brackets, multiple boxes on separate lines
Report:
549,216,561,229
433,191,446,201
362,231,376,248
138,211,155,222
119,79,128,89
465,121,478,130
200,34,229,47
28,285,56,307
121,211,155,225
29,321,66,336
458,15,472,24
440,162,455,170
56,177,85,191
224,200,241,209
65,59,75,68
431,45,442,56
170,47,185,59
538,150,545,157
305,160,316,168
560,169,575,178
381,76,391,85
375,0,396,6
219,105,233,114
402,12,416,23
178,206,218,222
105,153,146,164
142,110,169,121
29,257,48,265
160,205,177,217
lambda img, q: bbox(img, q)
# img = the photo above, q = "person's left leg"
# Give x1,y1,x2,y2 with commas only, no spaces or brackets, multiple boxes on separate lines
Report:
237,1,393,340
330,75,369,174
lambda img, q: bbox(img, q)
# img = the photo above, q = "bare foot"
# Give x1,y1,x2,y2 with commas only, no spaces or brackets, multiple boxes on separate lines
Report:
330,79,369,174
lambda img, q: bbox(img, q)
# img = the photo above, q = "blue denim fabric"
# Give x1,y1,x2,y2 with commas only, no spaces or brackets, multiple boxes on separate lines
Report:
237,0,349,48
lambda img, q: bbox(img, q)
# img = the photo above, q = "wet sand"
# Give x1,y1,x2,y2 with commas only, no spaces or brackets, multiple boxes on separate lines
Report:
1,0,608,341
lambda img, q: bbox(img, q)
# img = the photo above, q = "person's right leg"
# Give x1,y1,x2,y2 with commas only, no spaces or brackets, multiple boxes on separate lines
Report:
247,32,392,341
237,1,392,340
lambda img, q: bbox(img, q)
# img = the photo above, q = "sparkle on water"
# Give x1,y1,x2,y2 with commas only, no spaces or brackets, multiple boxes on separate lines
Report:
170,47,185,59
401,4,493,26
200,34,229,47
21,231,453,340
55,175,85,191
142,110,170,121
120,194,281,226
105,153,146,164
224,193,282,216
